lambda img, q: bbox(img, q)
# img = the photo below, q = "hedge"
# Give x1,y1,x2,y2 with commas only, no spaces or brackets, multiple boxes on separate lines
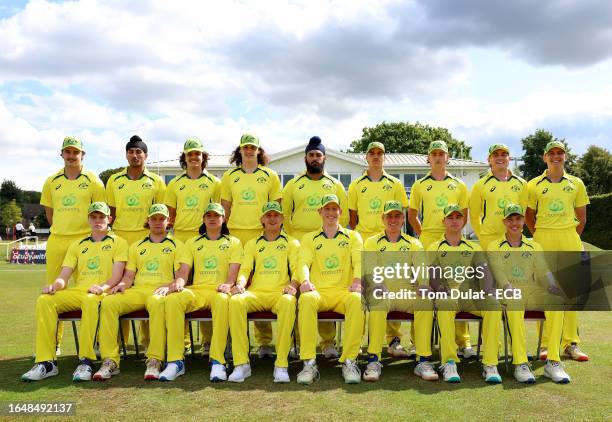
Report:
581,192,612,250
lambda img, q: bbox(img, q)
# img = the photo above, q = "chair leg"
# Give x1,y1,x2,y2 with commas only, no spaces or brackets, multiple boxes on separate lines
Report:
119,320,127,358
71,321,79,357
476,321,483,362
536,319,544,362
188,321,195,357
502,310,510,374
131,321,140,360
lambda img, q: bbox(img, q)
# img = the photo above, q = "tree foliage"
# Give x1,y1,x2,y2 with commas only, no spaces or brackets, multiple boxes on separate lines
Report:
0,199,23,228
574,145,612,195
99,167,124,186
519,129,576,180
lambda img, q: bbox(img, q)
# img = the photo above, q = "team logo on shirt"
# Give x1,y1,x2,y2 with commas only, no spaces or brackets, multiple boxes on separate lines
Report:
447,183,457,191
259,246,266,252
307,195,321,207
435,194,448,208
126,194,140,207
102,244,112,251
162,247,173,254
185,196,198,208
55,184,62,190
179,185,186,190
490,186,496,192
511,185,521,192
78,182,89,189
511,265,525,278
324,254,340,269
145,258,159,271
140,249,147,255
263,256,277,269
276,243,287,251
521,251,532,258
322,183,333,190
563,185,574,192
142,182,153,189
219,243,230,251
81,247,88,254
379,246,387,252
316,244,323,250
62,194,77,206
234,177,240,183
361,187,367,193
257,177,267,184
298,184,305,190
118,183,125,190
461,251,472,257
197,244,204,251
383,184,392,191
338,240,349,248
241,187,256,201
399,245,410,251
369,197,382,210
542,188,549,195
549,199,564,212
204,256,218,269
426,185,433,191
199,183,209,190
87,256,100,270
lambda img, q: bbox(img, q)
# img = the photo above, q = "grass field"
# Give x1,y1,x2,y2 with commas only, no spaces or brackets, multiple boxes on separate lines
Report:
0,259,611,421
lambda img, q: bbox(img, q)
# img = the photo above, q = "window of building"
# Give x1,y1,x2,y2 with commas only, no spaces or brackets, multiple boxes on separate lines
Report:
164,174,176,185
281,174,295,186
329,173,352,189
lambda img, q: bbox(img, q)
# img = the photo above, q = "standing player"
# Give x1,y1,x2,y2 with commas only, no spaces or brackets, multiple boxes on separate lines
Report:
220,133,282,358
408,140,473,357
160,203,241,382
296,194,364,385
362,201,436,382
428,204,502,384
227,202,299,383
469,144,528,250
282,136,348,358
22,202,127,382
526,140,589,362
93,204,190,380
348,141,411,358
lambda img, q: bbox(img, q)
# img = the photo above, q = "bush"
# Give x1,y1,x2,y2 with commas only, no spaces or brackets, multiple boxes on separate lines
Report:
581,193,612,249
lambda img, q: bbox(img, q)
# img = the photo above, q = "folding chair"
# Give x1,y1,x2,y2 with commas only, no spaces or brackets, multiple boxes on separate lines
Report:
58,310,82,355
502,309,546,373
185,309,213,357
119,310,149,359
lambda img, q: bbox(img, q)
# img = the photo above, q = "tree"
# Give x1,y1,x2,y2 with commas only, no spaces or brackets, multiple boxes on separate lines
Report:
0,180,22,204
574,145,612,195
347,121,472,159
22,190,41,204
0,199,23,228
519,129,576,181
99,167,124,186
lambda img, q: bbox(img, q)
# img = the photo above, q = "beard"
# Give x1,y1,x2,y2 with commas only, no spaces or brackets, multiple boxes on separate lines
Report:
305,157,324,174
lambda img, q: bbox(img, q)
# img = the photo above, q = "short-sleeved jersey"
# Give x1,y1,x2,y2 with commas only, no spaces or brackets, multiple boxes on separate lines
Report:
40,167,106,235
299,226,362,289
409,172,469,234
469,170,528,238
185,234,242,288
127,236,189,288
282,171,348,233
486,235,548,287
220,165,282,230
426,237,484,289
62,233,128,290
348,172,409,235
164,171,221,232
238,232,300,292
106,167,166,232
527,171,590,230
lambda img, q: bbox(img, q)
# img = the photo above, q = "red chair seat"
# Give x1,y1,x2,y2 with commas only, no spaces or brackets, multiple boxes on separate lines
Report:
121,310,149,319
248,311,277,320
456,311,481,320
524,310,546,320
185,309,212,319
387,311,414,321
58,310,82,320
317,311,344,320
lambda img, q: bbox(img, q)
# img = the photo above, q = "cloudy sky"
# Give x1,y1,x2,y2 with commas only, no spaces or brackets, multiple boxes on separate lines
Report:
1,0,612,190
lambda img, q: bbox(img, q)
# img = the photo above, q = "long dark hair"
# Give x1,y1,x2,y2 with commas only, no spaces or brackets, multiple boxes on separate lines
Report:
198,221,230,236
179,151,210,170
229,146,270,167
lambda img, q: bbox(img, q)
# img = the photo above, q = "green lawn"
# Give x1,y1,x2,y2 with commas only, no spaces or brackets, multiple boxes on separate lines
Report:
0,260,610,421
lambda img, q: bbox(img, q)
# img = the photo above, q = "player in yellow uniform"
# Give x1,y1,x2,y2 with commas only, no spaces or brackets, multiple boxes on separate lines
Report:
362,201,437,382
93,204,191,381
159,203,241,382
487,204,569,383
22,202,128,382
526,140,590,362
408,140,473,357
348,141,411,358
469,144,528,250
164,138,221,355
428,204,502,384
220,133,282,357
227,202,299,383
296,194,364,385
282,136,348,358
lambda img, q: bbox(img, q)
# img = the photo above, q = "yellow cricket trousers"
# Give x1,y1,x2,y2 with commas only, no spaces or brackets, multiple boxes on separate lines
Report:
298,288,365,362
35,289,103,362
229,290,296,367
165,286,230,364
98,287,166,366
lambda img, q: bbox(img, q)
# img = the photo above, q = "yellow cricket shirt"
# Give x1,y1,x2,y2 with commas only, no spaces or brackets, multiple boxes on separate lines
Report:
409,172,468,234
40,167,106,235
127,236,189,288
348,172,408,235
106,167,166,232
299,226,362,289
238,232,300,292
426,237,484,289
185,234,242,288
220,165,282,230
469,170,528,237
164,171,221,232
527,171,590,230
62,233,128,290
282,171,348,233
486,235,548,287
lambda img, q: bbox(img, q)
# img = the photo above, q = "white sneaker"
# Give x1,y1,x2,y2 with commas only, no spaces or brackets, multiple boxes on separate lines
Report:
273,366,290,383
297,359,319,385
144,358,162,380
362,360,383,382
544,361,571,384
228,364,252,383
322,345,340,359
210,361,227,382
21,362,58,382
159,361,185,381
257,345,274,359
440,360,461,383
72,362,93,382
563,344,589,362
289,345,300,359
387,337,409,357
342,359,361,384
514,363,536,384
414,361,439,381
482,365,502,384
457,346,477,359
93,359,119,381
